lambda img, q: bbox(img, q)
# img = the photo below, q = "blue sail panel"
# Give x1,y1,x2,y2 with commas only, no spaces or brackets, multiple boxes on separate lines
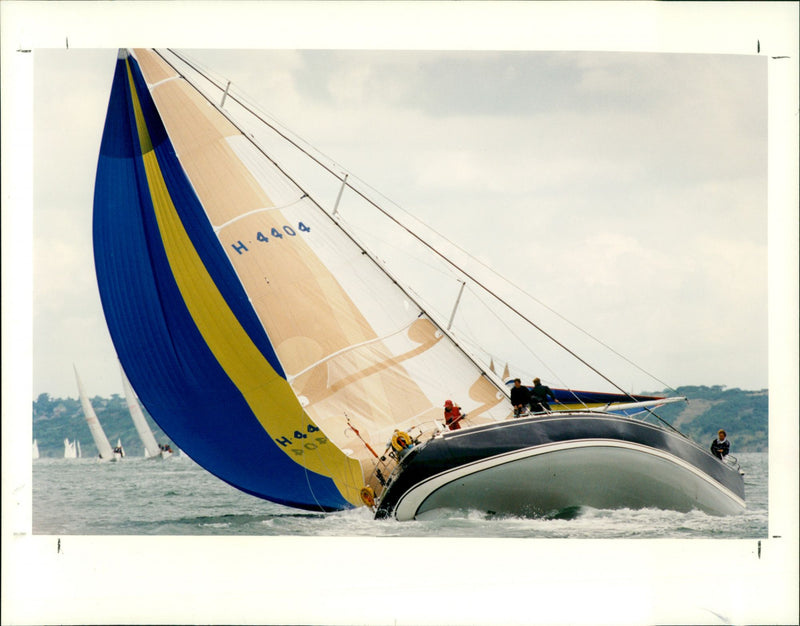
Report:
93,51,356,511
550,388,664,406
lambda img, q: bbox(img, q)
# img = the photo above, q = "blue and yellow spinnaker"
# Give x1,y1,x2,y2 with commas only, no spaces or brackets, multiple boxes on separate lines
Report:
93,49,509,510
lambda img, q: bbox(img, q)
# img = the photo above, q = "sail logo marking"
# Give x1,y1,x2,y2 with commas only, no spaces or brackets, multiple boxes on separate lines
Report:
229,222,311,255
274,423,330,457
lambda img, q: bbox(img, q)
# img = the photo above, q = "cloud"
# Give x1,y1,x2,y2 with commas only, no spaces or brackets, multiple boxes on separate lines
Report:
29,48,769,397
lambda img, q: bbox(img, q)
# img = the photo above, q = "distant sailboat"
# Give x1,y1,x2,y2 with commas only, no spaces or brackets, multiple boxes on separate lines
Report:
63,438,77,459
73,365,121,461
93,49,744,518
120,365,171,459
32,439,40,460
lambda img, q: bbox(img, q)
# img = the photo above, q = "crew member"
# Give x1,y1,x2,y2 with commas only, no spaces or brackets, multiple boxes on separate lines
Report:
530,377,556,413
710,429,730,460
391,430,415,461
444,399,464,430
510,378,531,417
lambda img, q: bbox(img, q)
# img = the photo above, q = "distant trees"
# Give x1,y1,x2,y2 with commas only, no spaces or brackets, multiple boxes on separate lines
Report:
648,386,768,452
32,385,768,456
32,393,175,457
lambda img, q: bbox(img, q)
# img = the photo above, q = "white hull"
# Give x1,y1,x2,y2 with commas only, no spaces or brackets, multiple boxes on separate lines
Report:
395,440,746,521
145,449,172,460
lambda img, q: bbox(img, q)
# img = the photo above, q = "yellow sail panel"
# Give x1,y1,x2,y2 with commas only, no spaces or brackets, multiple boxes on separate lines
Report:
131,49,508,467
126,58,364,506
217,220,381,360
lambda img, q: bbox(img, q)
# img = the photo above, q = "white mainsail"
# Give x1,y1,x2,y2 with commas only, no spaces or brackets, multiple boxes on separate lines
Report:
32,439,40,459
120,364,162,458
73,364,115,461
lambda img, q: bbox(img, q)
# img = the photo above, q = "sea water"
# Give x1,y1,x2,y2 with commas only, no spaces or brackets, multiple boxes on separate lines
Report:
21,451,794,626
32,452,768,538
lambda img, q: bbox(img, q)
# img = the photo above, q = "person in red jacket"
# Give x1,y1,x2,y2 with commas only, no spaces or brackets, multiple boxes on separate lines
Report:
444,399,464,430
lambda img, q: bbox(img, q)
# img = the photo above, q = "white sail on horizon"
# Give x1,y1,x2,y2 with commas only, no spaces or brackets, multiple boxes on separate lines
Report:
73,364,115,461
120,364,162,458
63,437,77,459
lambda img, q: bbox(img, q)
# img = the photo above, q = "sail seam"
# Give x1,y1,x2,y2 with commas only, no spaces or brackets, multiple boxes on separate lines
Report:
286,318,419,382
148,76,180,90
154,48,517,402
212,195,307,233
162,47,660,408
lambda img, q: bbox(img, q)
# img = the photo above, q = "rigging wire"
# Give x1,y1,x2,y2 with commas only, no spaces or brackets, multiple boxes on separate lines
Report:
155,47,508,400
332,171,681,397
164,49,634,399
457,284,591,409
478,316,599,411
158,48,683,427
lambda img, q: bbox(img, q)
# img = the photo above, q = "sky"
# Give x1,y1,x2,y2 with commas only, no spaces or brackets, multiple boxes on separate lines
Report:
24,43,775,401
3,4,799,624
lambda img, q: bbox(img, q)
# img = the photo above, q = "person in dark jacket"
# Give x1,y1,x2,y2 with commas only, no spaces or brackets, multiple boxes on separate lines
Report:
710,429,730,459
529,377,555,413
510,378,531,417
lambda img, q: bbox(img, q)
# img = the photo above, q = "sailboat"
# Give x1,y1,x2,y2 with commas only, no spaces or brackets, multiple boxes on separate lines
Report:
63,438,77,459
32,439,40,460
73,365,122,461
92,49,744,519
120,364,172,459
